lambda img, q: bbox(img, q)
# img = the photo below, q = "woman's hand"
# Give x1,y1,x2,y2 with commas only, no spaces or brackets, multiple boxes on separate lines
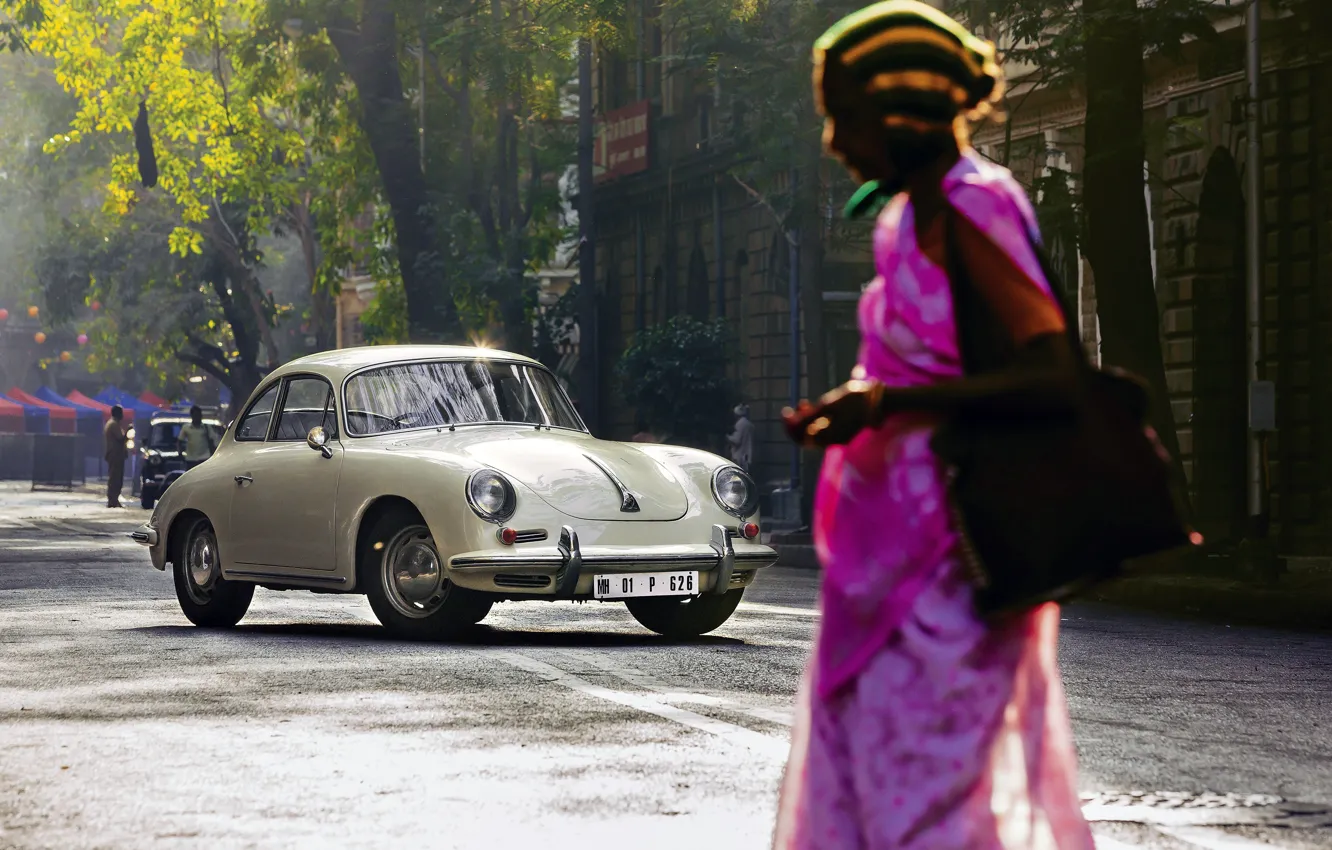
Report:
782,379,887,447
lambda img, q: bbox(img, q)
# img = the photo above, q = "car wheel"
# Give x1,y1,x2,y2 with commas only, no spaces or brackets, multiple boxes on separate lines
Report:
625,588,745,638
140,484,156,510
172,516,254,628
360,507,493,640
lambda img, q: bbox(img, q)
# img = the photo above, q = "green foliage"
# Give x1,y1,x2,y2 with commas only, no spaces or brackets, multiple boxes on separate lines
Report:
950,0,1218,82
615,316,738,448
359,278,408,345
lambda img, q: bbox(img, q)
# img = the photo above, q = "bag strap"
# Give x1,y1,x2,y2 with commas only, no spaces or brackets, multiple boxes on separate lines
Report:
940,201,1090,375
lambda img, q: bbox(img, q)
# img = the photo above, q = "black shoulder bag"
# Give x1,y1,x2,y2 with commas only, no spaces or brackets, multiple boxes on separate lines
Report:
931,207,1196,617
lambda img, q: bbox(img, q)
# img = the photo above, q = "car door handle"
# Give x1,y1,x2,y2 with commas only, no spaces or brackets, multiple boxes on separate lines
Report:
234,475,253,485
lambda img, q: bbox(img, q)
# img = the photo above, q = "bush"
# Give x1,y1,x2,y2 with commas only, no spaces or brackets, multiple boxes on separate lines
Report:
615,316,738,448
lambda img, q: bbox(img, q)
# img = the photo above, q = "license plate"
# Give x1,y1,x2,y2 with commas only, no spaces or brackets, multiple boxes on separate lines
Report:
593,571,699,599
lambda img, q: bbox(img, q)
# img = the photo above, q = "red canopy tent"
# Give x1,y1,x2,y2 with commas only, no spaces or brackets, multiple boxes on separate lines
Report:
7,388,78,434
0,396,23,434
139,390,168,408
67,390,113,421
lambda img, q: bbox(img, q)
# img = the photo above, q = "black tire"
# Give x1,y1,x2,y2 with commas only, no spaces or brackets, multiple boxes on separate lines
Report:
359,506,493,640
140,484,156,510
625,588,745,638
172,515,254,628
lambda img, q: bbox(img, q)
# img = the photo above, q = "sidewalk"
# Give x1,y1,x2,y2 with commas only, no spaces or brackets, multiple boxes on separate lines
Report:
0,481,148,520
768,531,1332,631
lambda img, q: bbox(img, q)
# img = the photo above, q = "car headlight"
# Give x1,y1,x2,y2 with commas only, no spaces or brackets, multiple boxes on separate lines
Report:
712,466,758,519
466,468,516,523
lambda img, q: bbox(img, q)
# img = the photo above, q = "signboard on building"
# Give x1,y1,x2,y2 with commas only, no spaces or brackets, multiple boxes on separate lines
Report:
593,101,649,183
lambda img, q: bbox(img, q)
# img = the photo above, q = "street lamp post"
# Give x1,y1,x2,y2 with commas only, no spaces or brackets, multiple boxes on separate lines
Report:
1244,0,1270,541
577,37,599,435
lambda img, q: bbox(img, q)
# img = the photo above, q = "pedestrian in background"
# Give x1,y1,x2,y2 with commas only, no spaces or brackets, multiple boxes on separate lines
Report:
177,405,216,469
631,416,660,444
774,2,1093,848
727,404,754,471
104,405,127,509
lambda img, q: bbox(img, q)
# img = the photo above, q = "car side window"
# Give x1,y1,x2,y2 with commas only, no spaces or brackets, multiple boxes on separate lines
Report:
236,383,280,441
275,377,338,442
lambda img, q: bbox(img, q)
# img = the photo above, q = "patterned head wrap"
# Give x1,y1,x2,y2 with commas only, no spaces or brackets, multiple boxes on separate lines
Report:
814,0,1002,133
814,0,1004,219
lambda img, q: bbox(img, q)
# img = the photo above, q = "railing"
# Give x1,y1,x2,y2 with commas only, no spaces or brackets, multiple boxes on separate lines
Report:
31,435,86,491
0,434,91,490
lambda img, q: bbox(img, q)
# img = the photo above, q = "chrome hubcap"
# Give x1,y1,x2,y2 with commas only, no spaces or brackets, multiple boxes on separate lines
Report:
185,529,219,604
383,526,447,619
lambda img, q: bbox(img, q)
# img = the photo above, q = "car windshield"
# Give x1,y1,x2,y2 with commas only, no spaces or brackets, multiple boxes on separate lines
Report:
148,422,223,450
344,360,583,437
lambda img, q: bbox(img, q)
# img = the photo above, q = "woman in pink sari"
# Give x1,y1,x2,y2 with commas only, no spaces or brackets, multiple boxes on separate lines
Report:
772,3,1096,848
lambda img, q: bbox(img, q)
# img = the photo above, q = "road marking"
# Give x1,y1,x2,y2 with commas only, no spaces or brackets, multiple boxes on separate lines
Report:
553,649,795,727
1158,826,1286,849
476,649,791,759
737,602,820,618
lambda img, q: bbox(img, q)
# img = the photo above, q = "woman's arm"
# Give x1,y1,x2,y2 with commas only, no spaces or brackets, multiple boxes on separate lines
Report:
786,334,1080,446
785,208,1081,447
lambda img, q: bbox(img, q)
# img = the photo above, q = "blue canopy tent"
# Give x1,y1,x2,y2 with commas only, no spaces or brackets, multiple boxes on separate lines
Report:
36,387,105,473
95,387,160,426
0,393,50,434
95,386,156,412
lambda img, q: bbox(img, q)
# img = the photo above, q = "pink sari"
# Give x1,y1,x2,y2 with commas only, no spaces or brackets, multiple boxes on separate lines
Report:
773,152,1094,850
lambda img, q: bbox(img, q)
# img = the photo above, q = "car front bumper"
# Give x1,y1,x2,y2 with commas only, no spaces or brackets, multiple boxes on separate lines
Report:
130,523,167,570
447,523,777,597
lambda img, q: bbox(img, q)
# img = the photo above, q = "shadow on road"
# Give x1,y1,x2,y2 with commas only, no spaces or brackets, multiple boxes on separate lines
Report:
127,622,745,648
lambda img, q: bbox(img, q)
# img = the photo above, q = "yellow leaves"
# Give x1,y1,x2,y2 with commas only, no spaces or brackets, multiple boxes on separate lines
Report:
168,227,204,256
105,180,137,216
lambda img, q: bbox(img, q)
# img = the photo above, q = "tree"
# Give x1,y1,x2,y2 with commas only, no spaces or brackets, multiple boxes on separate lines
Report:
615,316,738,448
0,46,312,403
251,0,606,349
38,199,278,404
8,0,398,366
416,0,579,354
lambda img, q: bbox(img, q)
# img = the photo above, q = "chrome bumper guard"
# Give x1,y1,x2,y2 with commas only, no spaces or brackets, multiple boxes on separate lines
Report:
129,525,158,547
452,523,774,598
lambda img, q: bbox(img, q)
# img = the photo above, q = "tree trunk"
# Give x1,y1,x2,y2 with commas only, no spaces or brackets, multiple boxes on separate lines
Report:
294,197,336,351
189,250,264,416
201,216,281,369
327,2,459,343
1082,0,1190,507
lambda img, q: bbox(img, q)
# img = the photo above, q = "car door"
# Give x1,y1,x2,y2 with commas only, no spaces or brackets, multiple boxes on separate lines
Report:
228,375,344,572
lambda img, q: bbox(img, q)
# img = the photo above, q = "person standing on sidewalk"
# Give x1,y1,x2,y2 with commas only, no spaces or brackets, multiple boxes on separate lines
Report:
726,404,754,471
631,416,660,444
772,3,1094,848
104,405,127,508
176,405,216,469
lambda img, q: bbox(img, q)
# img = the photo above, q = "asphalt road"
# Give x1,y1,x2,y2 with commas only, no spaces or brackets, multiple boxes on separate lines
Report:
0,485,1329,850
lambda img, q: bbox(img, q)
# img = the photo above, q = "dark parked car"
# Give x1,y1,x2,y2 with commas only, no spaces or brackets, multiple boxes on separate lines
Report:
139,409,224,509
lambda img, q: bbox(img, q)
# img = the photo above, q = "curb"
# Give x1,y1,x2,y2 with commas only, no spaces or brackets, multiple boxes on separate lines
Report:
1087,575,1332,631
773,547,1332,632
773,543,819,570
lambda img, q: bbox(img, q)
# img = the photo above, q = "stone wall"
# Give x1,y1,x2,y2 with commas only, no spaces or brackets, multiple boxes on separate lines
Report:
976,43,1332,554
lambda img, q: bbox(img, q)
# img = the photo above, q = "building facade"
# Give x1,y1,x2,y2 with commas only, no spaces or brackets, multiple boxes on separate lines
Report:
589,16,873,513
974,6,1332,554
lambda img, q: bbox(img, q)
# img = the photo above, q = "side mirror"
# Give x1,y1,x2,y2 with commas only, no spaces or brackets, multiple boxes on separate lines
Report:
306,426,333,459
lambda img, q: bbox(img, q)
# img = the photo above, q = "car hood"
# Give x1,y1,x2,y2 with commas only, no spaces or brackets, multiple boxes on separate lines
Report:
383,428,690,521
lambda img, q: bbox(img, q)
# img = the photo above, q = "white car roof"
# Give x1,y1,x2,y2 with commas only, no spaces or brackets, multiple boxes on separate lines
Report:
268,345,543,383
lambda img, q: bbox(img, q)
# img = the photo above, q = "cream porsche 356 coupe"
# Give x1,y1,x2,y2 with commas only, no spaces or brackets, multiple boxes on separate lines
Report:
132,346,778,639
